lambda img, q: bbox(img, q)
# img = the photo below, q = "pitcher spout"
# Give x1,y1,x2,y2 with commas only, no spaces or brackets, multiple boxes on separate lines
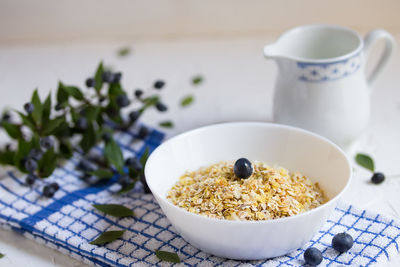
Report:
263,44,281,59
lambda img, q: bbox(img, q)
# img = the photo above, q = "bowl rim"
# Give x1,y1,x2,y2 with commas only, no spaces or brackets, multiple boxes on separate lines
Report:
145,121,352,225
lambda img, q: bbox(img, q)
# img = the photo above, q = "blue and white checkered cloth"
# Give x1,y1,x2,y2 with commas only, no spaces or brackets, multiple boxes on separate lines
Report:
1,125,400,266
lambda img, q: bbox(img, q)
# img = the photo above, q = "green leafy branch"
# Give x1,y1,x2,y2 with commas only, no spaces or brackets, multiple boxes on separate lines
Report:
0,62,169,196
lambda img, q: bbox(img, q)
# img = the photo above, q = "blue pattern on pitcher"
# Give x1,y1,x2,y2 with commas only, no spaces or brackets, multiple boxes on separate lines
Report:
298,53,362,82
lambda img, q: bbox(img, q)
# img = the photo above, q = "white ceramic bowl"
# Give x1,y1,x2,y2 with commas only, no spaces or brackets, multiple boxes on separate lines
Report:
145,122,351,260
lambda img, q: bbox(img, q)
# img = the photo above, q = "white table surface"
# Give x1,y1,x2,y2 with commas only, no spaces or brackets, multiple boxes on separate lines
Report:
0,33,399,266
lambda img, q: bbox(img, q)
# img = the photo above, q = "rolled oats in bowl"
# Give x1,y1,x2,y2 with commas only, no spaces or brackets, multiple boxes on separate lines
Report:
167,159,326,221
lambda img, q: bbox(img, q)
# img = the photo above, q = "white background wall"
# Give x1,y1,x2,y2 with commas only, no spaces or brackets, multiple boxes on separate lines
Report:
0,0,400,43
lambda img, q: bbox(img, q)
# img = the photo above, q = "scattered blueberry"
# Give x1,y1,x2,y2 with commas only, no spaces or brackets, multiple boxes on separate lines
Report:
25,173,37,186
138,126,149,139
371,172,385,184
140,174,151,194
119,175,132,188
129,110,140,123
2,112,11,122
43,185,55,197
43,183,59,198
233,158,253,179
28,148,43,161
24,102,35,113
102,71,114,83
112,72,122,83
304,247,323,266
125,157,142,172
51,182,60,191
134,89,143,98
78,159,96,172
102,132,112,142
39,136,54,150
116,94,130,107
24,158,37,173
85,77,96,88
153,80,165,89
76,117,88,130
332,232,353,253
155,102,168,112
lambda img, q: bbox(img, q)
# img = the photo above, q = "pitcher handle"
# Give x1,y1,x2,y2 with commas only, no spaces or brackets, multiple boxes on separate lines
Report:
363,29,396,88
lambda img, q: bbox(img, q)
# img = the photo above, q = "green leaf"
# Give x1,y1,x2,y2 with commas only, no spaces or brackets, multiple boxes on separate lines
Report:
57,82,69,104
94,62,104,92
43,116,65,135
108,113,124,125
59,141,73,158
0,150,16,165
355,153,375,172
89,230,125,245
180,95,194,107
52,121,71,139
88,169,114,180
14,138,33,172
159,120,174,128
70,107,79,123
63,85,84,101
108,82,124,97
140,95,160,112
30,134,40,148
80,122,96,153
117,47,131,57
128,167,139,179
38,148,57,177
85,106,101,122
117,182,135,194
42,93,52,124
140,147,150,168
192,75,203,85
31,89,43,124
155,250,180,263
139,147,150,182
96,111,105,126
93,204,134,217
106,83,125,122
0,253,4,258
104,139,124,174
17,111,36,130
58,82,84,101
142,95,159,106
2,122,21,139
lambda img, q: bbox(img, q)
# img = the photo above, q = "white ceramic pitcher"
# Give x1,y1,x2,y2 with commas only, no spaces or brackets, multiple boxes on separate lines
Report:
264,24,396,147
